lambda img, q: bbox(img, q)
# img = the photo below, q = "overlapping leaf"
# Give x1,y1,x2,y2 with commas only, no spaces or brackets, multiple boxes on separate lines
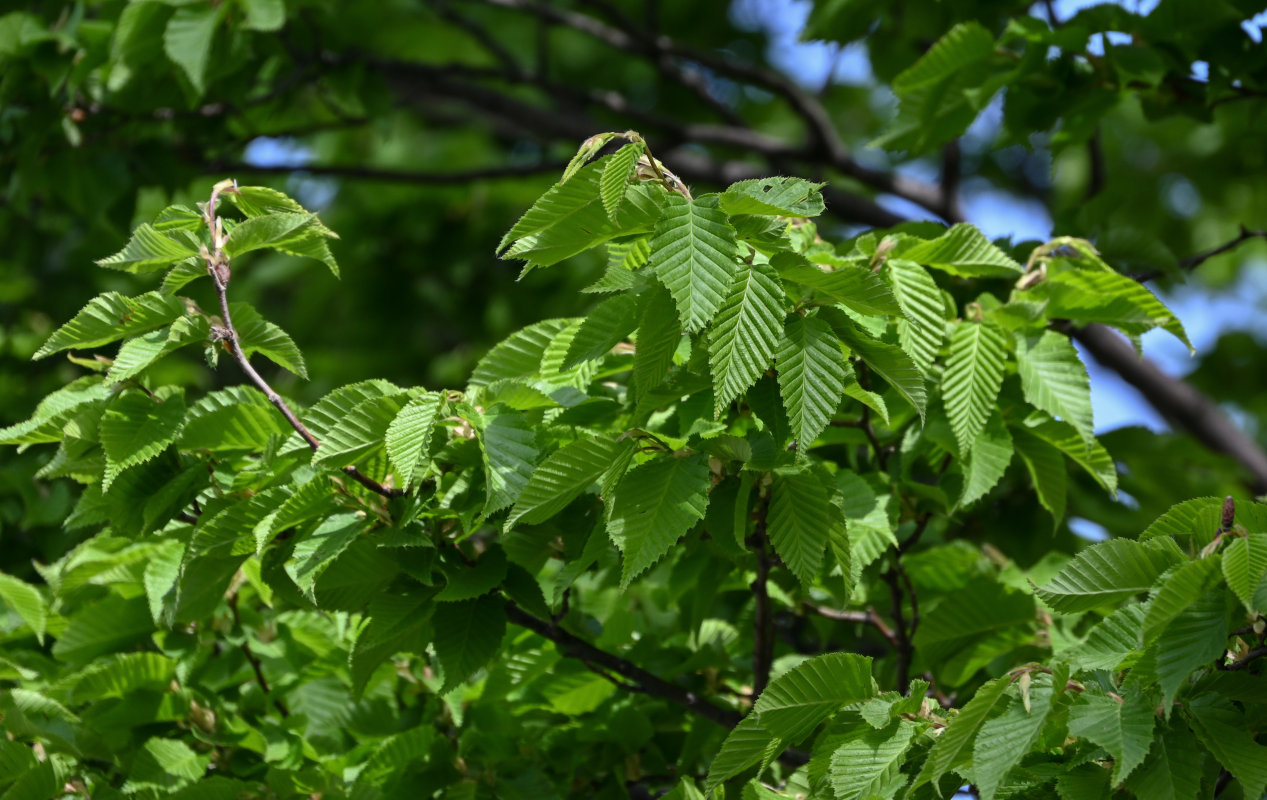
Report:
709,262,785,416
650,195,739,332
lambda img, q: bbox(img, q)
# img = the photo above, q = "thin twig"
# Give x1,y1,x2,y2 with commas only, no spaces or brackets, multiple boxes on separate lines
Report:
1131,226,1267,282
805,603,900,649
198,182,404,498
1224,645,1267,671
205,160,568,185
228,593,289,717
750,492,775,697
881,563,914,694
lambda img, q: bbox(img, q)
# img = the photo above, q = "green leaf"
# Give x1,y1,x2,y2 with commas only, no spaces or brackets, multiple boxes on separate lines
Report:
1123,722,1203,800
480,408,538,514
706,716,780,790
108,314,211,384
914,675,1010,790
1011,426,1067,522
1033,538,1183,613
470,319,574,388
99,389,186,491
222,211,316,259
913,578,1036,685
285,379,400,455
1067,689,1155,784
1187,697,1267,799
34,292,186,359
311,392,409,468
350,592,434,695
564,293,641,368
230,302,308,379
1223,534,1267,614
943,320,1008,455
385,391,444,488
973,674,1062,800
600,142,645,219
1023,417,1118,496
775,253,902,317
826,309,927,419
509,434,633,528
767,467,830,587
650,194,739,333
69,652,176,702
1140,496,1237,546
899,224,1021,278
606,455,711,587
777,312,847,446
240,0,284,31
95,225,200,274
709,262,786,416
719,177,826,217
433,595,506,693
1015,331,1094,446
437,547,508,602
164,5,220,94
125,736,210,792
633,285,681,395
1041,270,1192,351
52,593,153,665
828,720,916,800
1151,589,1227,707
1057,604,1148,671
752,652,876,743
959,411,1013,508
886,259,945,375
178,386,290,452
0,376,108,445
1141,555,1224,643
0,573,46,643
892,22,996,94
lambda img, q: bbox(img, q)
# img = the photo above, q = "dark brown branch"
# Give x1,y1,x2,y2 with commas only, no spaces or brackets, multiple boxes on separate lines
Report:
805,603,900,649
1070,323,1267,494
199,182,404,499
1132,226,1267,282
1086,130,1106,200
881,562,915,694
228,593,289,717
750,493,775,697
1224,645,1267,671
205,160,567,185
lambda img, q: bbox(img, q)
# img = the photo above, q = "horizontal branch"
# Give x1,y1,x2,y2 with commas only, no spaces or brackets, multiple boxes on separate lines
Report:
1132,226,1267,282
207,160,568,184
805,603,899,649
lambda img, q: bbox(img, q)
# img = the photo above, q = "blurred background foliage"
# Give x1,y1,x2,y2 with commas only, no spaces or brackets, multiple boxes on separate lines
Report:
2,0,1266,575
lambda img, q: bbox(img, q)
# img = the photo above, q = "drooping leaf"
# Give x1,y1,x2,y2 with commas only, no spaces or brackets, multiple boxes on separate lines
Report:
1015,331,1094,446
508,434,634,528
633,285,681,395
825,309,927,419
767,467,831,587
1057,603,1148,671
776,311,847,447
1041,269,1192,351
108,314,211,384
178,386,290,452
385,391,445,488
752,652,876,743
719,177,826,217
1011,426,1067,522
222,211,317,259
650,194,739,333
775,253,902,317
480,408,539,514
229,302,308,379
606,455,711,587
34,292,187,360
433,595,507,693
95,225,200,274
164,5,220,94
709,261,785,416
885,259,945,375
1151,589,1227,707
943,320,1007,455
959,411,1013,508
892,22,996,94
899,224,1022,278
1140,555,1223,643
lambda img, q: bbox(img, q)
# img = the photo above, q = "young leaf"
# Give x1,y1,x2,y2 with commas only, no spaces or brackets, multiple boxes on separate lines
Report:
709,261,785,416
752,652,876,743
1067,689,1155,785
99,389,186,491
434,595,507,693
767,467,830,587
469,319,575,388
385,391,445,488
508,434,634,529
564,292,641,368
230,303,309,379
1033,538,1183,613
222,212,317,259
828,720,916,800
943,320,1007,455
1222,534,1267,614
1015,331,1094,446
606,455,711,587
600,141,645,219
898,224,1022,278
312,392,409,468
885,259,945,375
34,292,187,360
774,253,902,317
107,314,211,384
0,573,47,643
650,194,739,333
777,312,846,447
95,225,200,274
719,177,826,217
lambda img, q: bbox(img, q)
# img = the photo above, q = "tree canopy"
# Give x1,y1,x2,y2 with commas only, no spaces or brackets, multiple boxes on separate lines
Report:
1,1,1266,799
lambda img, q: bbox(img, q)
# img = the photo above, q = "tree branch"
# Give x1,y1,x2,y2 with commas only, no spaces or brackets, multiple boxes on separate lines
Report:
1224,645,1267,671
205,160,567,184
198,182,404,499
805,603,900,649
1070,323,1267,494
1131,226,1267,282
228,592,289,717
750,492,775,697
881,562,915,694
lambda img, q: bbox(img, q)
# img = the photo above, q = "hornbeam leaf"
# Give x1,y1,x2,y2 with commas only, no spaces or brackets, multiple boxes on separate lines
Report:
385,391,445,488
1042,269,1192,351
892,22,995,94
1123,723,1204,800
913,676,1010,790
434,595,506,693
1011,425,1066,522
222,211,317,258
752,652,877,743
230,302,308,379
34,292,187,359
1187,696,1267,799
1140,555,1223,643
824,308,926,419
899,223,1022,278
719,176,826,217
650,194,740,333
959,411,1013,508
886,259,945,375
0,573,47,643
1223,534,1267,614
108,314,211,384
973,674,1063,800
633,286,681,396
0,377,109,446
943,320,1007,455
509,434,634,529
99,389,186,491
777,312,846,446
767,467,831,587
480,409,539,514
1015,331,1094,445
775,253,902,317
828,720,916,800
1024,418,1117,496
178,386,290,452
1057,603,1148,671
1033,538,1183,613
709,261,786,416
706,716,780,790
470,319,576,389
564,293,641,368
1153,590,1227,707
312,392,410,468
164,4,220,94
95,225,200,274
284,514,366,601
606,455,711,587
600,142,645,220
1067,689,1155,785
283,379,401,456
